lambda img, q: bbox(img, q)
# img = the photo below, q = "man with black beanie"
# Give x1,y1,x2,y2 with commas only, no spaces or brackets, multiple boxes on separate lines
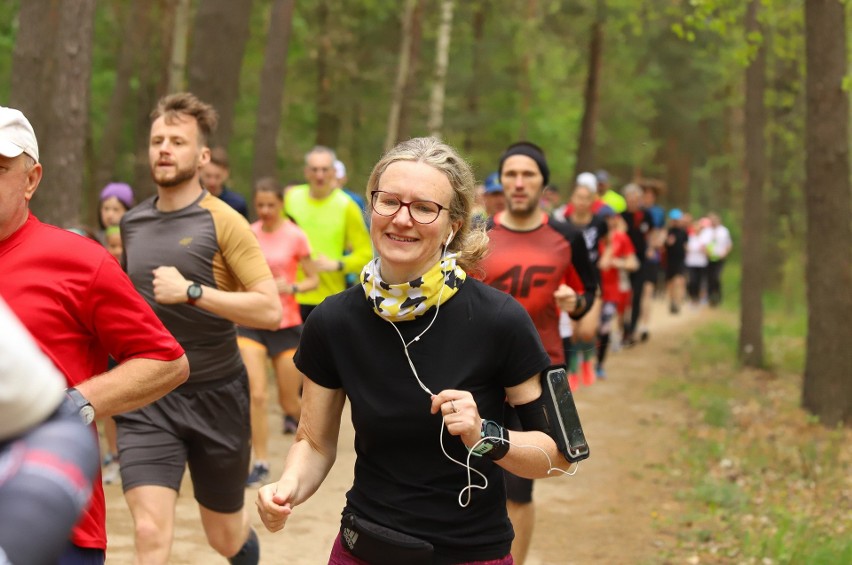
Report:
481,141,597,564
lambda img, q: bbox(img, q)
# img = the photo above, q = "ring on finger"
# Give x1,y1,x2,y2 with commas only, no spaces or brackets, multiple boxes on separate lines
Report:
450,399,458,413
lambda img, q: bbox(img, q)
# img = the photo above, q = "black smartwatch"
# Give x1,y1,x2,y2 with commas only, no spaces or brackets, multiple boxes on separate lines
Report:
187,283,203,305
470,419,510,461
66,387,95,425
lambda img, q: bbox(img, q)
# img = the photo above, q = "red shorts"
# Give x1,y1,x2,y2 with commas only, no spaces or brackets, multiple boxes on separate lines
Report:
614,291,631,314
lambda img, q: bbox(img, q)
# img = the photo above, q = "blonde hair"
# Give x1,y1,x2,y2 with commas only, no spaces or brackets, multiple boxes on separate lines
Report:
366,137,489,274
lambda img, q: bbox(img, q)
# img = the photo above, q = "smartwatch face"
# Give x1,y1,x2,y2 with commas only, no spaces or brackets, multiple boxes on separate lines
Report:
483,420,502,440
188,284,203,300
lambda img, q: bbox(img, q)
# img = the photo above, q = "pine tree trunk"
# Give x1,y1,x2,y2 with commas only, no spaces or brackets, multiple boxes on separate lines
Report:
427,0,455,138
739,0,767,368
30,0,95,227
187,0,254,147
252,0,295,183
517,0,537,140
385,0,418,152
167,0,192,93
132,0,175,201
93,1,151,197
462,0,486,154
397,0,424,142
9,0,60,155
802,0,852,426
575,0,605,178
315,0,339,148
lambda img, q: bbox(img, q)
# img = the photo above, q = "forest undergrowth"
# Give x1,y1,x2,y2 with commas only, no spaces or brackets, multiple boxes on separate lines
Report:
652,313,851,564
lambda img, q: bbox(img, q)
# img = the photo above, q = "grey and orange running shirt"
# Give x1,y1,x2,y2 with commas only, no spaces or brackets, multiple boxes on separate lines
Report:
122,190,272,384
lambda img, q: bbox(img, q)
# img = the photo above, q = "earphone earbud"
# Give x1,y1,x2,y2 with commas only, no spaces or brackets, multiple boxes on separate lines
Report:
445,230,455,247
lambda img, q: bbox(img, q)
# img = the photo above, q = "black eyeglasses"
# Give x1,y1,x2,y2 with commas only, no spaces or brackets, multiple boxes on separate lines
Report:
370,191,449,225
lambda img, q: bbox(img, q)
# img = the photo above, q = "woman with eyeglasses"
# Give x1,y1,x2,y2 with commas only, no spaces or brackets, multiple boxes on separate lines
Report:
257,137,564,564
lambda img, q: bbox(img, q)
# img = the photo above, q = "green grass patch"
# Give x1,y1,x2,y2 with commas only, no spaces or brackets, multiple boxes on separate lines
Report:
653,312,851,564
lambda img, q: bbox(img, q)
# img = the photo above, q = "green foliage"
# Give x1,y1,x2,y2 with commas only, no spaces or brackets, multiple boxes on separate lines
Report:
0,0,816,248
0,1,20,104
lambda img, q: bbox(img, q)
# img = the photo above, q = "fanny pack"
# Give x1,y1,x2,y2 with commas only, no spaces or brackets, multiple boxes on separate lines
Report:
340,513,434,565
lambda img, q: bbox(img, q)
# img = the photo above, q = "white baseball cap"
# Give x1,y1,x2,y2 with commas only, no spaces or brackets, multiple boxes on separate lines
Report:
576,172,598,193
0,106,39,162
334,159,347,179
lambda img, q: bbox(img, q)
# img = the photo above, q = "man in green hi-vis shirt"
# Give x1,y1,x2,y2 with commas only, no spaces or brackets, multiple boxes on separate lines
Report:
284,146,372,321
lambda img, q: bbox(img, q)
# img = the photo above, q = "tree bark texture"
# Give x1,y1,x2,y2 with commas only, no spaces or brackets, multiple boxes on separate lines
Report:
802,0,852,426
397,0,424,143
428,0,455,138
29,0,95,227
575,0,605,178
9,0,61,154
132,0,176,200
252,0,296,183
187,0,254,147
517,0,537,140
168,0,192,94
663,134,691,209
739,0,767,368
385,0,418,152
462,0,486,154
94,1,151,195
315,0,339,148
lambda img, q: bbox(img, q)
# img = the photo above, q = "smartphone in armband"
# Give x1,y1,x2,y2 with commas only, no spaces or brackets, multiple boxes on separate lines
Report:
542,367,590,463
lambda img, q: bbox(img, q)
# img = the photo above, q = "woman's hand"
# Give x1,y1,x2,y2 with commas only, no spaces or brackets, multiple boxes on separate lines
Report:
256,478,296,532
430,390,481,449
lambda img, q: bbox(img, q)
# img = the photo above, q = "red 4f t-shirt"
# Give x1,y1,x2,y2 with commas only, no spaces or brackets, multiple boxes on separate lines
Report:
480,213,597,364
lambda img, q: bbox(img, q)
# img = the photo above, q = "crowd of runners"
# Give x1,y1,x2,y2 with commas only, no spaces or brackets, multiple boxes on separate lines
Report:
0,95,731,565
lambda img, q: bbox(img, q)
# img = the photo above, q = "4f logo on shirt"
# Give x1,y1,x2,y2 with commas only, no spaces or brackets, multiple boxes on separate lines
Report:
490,265,556,298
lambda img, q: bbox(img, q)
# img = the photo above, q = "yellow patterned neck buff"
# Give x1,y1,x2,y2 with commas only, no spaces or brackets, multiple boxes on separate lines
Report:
360,253,467,321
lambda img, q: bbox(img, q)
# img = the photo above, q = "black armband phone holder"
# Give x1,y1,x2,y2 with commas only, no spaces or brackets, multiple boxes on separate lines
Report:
515,366,590,463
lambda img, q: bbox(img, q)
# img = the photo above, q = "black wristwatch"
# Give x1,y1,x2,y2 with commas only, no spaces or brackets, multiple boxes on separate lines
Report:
66,387,96,425
470,419,510,461
187,283,203,305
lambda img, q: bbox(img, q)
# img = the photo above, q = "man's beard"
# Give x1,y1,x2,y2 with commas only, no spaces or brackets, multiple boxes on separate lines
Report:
506,197,540,218
151,163,197,188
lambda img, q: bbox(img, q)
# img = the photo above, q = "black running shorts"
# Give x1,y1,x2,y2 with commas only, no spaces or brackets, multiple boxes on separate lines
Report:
115,371,251,513
237,325,302,359
502,405,535,504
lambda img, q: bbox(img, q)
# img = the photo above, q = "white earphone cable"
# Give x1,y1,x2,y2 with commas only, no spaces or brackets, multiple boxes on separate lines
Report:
371,237,576,507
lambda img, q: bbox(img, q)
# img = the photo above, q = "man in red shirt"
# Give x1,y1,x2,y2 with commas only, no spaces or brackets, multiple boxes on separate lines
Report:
481,141,597,564
0,105,189,564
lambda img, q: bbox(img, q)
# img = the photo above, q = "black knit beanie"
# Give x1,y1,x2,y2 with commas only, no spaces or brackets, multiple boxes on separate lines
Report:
498,141,550,186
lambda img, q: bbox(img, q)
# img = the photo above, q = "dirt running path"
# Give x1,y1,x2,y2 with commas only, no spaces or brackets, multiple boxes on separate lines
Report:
104,301,705,564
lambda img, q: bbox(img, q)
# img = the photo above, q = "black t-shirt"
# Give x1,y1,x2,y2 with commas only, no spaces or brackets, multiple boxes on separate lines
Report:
621,208,653,262
560,213,609,269
665,227,688,267
295,280,550,561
